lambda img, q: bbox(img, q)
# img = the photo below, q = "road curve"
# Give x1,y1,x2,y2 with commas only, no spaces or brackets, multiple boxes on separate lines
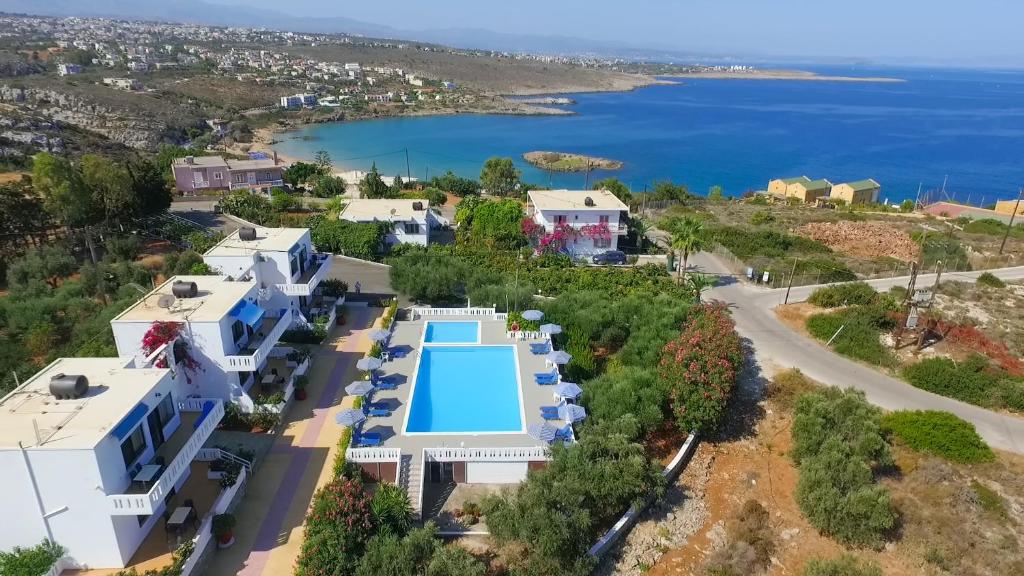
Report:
689,252,1024,454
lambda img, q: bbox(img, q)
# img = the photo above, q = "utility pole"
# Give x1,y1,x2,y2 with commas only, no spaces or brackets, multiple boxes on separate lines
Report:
584,160,592,189
784,258,798,305
999,187,1023,255
404,148,411,182
894,261,919,350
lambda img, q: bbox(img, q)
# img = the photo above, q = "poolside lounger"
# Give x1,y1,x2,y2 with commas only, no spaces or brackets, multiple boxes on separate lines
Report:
535,373,558,385
356,433,382,447
376,380,399,391
540,407,559,420
530,341,551,355
365,407,391,417
554,424,574,441
534,369,558,380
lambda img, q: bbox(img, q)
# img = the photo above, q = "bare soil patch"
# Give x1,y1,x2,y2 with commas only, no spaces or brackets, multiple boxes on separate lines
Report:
793,221,920,262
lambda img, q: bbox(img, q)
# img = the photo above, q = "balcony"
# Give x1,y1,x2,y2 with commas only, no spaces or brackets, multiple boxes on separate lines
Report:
107,399,224,516
229,178,284,190
275,253,332,297
540,222,629,236
223,312,291,371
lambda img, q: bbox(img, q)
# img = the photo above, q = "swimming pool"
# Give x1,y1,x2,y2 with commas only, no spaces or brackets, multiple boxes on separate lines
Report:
423,321,480,344
404,346,523,434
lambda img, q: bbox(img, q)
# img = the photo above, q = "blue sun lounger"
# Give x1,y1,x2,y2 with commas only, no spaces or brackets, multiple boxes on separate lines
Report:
530,341,551,355
554,424,573,441
540,406,559,420
356,432,382,447
365,407,391,417
535,371,558,385
375,380,399,391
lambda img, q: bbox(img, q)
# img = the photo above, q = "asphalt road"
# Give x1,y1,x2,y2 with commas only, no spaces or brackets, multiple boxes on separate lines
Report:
688,251,1024,454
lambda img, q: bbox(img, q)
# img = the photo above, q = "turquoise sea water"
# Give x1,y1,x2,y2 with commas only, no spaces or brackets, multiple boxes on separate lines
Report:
405,346,522,433
276,66,1024,203
423,321,480,343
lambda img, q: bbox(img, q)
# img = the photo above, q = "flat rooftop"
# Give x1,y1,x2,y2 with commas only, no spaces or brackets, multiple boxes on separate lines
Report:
528,189,629,211
0,357,168,450
339,199,430,222
205,227,308,257
113,275,256,323
172,156,279,171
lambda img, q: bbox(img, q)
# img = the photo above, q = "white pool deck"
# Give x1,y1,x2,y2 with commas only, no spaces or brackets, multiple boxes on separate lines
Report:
354,315,558,453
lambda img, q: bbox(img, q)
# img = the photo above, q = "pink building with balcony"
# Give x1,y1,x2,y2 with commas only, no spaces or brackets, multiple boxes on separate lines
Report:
171,155,285,195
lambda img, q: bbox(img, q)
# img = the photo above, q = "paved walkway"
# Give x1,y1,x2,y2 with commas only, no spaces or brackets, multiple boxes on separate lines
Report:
204,307,380,576
686,251,1024,454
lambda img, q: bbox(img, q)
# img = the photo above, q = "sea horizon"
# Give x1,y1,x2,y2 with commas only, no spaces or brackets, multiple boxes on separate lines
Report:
274,65,1024,205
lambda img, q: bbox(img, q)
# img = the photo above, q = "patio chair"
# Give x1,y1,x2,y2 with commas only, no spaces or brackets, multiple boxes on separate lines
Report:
530,341,551,355
356,432,383,447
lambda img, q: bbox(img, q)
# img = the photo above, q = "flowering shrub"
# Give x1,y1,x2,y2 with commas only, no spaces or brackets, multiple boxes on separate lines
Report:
579,221,611,240
538,222,576,254
520,216,543,241
295,477,375,576
141,321,199,377
659,304,743,432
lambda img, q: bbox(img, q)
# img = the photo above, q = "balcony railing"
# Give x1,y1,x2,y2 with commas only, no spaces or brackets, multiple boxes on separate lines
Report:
229,179,284,190
541,223,628,235
107,399,224,515
275,254,331,296
223,312,292,371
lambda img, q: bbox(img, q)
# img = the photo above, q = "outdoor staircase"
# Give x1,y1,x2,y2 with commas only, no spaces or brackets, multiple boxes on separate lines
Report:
399,454,424,520
424,481,456,519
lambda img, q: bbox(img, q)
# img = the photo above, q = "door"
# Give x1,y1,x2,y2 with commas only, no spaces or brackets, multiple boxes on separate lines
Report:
147,409,166,450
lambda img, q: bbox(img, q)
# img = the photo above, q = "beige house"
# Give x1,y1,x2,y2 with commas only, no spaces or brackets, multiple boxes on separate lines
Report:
767,176,832,203
995,199,1024,217
830,179,881,205
767,176,810,199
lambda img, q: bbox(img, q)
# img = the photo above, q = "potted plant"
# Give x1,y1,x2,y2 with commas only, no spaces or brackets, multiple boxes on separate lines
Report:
294,375,309,401
213,513,236,548
336,305,347,326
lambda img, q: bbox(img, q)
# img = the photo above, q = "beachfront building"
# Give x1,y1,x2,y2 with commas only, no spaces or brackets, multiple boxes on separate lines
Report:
203,226,333,326
171,155,284,195
339,198,439,246
830,179,881,205
110,275,295,409
995,199,1024,217
526,189,630,257
0,357,224,569
767,176,832,203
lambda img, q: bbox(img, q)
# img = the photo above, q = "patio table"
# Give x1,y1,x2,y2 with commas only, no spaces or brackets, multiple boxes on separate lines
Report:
166,506,193,535
133,464,162,488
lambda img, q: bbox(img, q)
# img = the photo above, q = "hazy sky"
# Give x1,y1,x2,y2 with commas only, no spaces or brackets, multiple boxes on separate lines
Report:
215,0,1022,64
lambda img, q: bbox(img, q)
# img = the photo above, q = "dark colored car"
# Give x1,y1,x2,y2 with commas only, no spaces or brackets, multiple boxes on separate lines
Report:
592,250,627,265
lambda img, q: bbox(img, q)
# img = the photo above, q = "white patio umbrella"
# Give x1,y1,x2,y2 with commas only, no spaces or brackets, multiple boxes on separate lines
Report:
345,381,375,396
557,402,587,423
521,310,544,321
539,323,562,336
527,422,558,443
546,350,572,365
356,357,383,371
335,409,366,427
368,329,390,342
554,381,583,400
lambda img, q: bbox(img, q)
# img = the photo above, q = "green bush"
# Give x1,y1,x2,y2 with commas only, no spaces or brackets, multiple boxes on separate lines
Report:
961,218,1024,239
901,355,1000,407
0,540,65,576
976,272,1006,288
709,225,831,260
296,477,375,576
801,554,882,576
807,282,878,308
881,410,994,464
308,213,389,260
371,483,414,538
806,306,894,367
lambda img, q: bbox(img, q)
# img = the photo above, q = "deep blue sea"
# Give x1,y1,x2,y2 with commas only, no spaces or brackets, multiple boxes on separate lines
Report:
276,66,1024,203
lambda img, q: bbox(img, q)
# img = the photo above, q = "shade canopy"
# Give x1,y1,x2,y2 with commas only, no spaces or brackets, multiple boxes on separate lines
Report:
335,409,366,427
356,357,383,371
345,381,375,396
554,381,583,399
546,350,572,365
558,402,587,423
521,310,544,321
111,402,150,441
527,422,558,443
231,299,265,328
368,329,390,342
539,323,562,335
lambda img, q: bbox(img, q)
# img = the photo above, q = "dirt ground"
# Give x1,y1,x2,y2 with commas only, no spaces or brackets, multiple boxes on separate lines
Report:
647,370,1024,576
0,171,28,184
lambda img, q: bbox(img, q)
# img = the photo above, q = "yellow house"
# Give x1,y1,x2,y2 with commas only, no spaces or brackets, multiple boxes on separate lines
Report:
995,199,1024,216
767,176,810,199
830,179,881,205
789,179,832,203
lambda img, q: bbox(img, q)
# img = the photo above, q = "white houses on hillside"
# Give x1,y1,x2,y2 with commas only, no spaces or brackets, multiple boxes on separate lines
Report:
339,198,440,246
202,226,332,323
526,189,630,257
110,275,292,408
0,357,224,568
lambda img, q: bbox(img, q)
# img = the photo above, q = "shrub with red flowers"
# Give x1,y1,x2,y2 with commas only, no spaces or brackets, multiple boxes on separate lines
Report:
538,222,576,254
141,321,199,375
520,216,543,241
295,476,375,576
579,221,611,241
659,303,743,433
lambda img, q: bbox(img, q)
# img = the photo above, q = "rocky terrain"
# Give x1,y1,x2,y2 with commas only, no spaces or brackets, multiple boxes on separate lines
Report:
793,220,921,262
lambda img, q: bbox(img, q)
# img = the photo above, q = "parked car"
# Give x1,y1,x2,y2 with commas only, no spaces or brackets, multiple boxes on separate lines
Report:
592,250,627,265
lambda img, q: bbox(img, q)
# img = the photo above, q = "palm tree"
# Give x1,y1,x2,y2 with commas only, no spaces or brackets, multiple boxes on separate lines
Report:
670,216,706,279
629,216,654,253
686,273,715,302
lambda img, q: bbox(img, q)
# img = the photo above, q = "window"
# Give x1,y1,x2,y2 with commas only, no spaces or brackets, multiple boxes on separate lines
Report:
212,171,222,181
120,426,147,467
599,215,610,224
154,393,175,428
233,173,245,184
290,255,299,276
554,215,567,225
231,320,245,344
594,237,611,249
404,222,420,234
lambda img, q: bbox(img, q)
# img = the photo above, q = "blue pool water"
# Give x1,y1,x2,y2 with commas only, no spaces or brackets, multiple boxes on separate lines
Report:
405,346,522,433
423,321,480,344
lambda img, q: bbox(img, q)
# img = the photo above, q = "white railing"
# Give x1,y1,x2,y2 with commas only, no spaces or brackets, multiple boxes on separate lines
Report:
229,179,284,190
43,557,75,576
415,449,427,519
410,307,495,319
195,447,253,471
259,355,310,414
179,465,248,576
494,313,508,321
345,447,402,462
276,254,332,296
223,313,292,371
506,331,547,340
424,446,550,462
107,400,224,515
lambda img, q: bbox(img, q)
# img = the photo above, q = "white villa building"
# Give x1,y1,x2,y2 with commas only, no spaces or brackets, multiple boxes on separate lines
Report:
526,189,630,257
339,199,440,246
0,357,224,569
202,226,332,324
110,275,293,409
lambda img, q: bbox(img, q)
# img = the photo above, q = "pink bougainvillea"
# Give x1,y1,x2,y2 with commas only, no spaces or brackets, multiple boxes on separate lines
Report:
579,221,611,240
142,321,199,376
538,222,577,254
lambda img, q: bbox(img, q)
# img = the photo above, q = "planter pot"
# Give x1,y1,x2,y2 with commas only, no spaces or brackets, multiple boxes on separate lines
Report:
296,389,308,401
217,534,235,549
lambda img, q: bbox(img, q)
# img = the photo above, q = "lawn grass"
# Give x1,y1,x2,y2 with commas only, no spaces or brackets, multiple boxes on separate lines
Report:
882,410,995,464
